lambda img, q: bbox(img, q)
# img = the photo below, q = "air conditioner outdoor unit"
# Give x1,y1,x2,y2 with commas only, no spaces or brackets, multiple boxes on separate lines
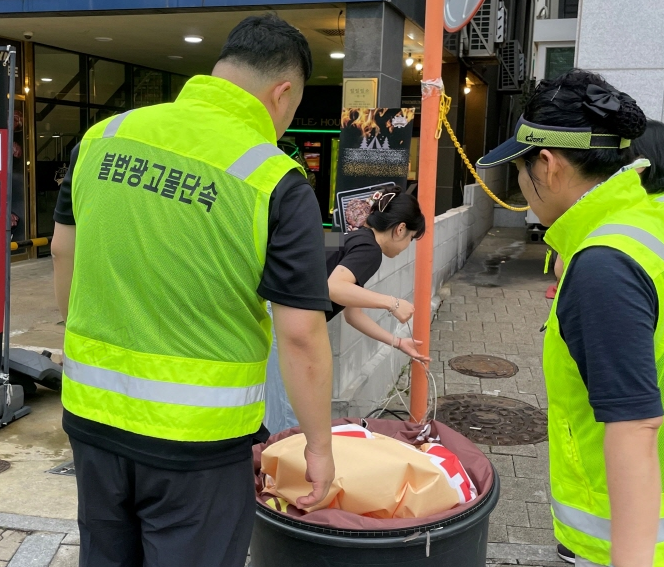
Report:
443,30,460,57
465,0,502,58
498,40,524,91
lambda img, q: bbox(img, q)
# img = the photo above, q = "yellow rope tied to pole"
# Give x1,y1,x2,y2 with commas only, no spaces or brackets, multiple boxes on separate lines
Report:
435,92,530,212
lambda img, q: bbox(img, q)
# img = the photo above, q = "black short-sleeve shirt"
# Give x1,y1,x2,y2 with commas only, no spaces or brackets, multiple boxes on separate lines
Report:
557,246,663,423
56,145,331,470
325,228,383,321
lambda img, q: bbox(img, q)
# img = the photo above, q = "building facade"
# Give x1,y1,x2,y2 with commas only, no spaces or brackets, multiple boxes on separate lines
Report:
0,0,537,414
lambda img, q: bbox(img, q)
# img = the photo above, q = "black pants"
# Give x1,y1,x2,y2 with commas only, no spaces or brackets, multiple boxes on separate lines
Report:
70,438,255,567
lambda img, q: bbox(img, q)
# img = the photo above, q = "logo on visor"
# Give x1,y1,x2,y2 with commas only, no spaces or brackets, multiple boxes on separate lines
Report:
525,132,545,143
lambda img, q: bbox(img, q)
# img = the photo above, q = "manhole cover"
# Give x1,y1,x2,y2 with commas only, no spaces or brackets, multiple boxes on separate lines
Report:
437,394,548,446
449,354,518,379
47,460,75,476
0,460,10,474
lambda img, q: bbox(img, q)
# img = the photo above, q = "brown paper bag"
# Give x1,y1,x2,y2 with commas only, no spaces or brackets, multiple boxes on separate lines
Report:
261,424,476,519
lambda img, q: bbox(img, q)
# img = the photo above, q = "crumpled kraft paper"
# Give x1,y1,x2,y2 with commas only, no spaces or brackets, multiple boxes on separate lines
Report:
261,424,477,518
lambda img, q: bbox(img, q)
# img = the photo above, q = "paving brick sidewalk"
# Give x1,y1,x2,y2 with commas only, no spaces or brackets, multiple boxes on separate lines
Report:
432,228,565,566
0,229,563,566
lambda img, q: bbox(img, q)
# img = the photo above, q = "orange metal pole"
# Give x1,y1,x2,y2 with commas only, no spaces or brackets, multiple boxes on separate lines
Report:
411,0,444,422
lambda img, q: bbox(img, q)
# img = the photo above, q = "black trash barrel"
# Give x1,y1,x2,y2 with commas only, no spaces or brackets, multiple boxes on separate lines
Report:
250,465,499,567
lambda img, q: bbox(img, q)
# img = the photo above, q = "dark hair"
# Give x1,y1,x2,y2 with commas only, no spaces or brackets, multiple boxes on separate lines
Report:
219,14,313,82
522,69,646,184
365,187,426,239
631,119,664,194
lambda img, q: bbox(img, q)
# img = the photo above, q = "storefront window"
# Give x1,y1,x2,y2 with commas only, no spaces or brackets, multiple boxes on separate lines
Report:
89,57,126,108
89,107,120,126
34,45,84,103
31,44,189,251
35,103,83,239
36,104,82,161
171,74,188,101
12,101,27,244
133,67,165,108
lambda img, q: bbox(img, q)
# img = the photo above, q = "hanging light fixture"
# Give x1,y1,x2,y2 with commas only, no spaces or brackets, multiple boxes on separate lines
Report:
415,60,423,71
405,53,414,67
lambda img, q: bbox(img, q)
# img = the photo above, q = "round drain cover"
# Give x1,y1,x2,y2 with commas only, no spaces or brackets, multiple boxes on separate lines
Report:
0,460,11,474
437,394,548,446
449,354,518,379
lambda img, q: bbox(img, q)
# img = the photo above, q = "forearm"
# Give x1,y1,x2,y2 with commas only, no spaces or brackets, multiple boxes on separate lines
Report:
329,280,393,311
51,223,76,321
605,418,662,567
274,306,333,453
53,258,73,320
344,307,395,346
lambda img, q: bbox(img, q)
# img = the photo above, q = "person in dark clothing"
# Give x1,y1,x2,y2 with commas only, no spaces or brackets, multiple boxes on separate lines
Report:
263,187,428,433
52,15,335,567
633,119,664,196
477,69,663,567
552,115,664,566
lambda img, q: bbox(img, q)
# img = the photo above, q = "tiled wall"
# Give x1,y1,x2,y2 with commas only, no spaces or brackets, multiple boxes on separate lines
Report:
329,183,494,418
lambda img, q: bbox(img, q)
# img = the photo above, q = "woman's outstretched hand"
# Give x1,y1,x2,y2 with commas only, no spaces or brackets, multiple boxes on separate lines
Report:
397,338,431,363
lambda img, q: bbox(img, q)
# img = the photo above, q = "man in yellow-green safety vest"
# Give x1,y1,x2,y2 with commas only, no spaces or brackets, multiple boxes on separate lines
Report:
478,69,664,567
51,14,335,567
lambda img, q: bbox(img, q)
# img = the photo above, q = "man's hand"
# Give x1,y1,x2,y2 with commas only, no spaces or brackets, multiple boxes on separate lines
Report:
392,299,415,323
296,444,335,509
397,338,431,362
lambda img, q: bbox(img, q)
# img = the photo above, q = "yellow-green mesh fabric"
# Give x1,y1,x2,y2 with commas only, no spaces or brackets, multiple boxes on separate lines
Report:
62,76,304,441
515,125,626,149
542,174,664,564
70,136,270,362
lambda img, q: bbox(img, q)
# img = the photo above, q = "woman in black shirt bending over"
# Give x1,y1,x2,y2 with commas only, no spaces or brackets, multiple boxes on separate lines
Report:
264,187,427,433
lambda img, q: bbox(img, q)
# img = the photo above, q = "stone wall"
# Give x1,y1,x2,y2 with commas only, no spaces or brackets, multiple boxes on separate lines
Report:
329,183,494,418
576,0,664,121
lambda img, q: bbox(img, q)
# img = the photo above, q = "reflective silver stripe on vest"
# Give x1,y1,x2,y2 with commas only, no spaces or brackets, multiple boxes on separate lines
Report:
588,223,664,261
656,195,664,203
63,356,264,408
226,143,284,180
102,110,135,138
552,499,664,543
576,559,606,567
552,499,611,541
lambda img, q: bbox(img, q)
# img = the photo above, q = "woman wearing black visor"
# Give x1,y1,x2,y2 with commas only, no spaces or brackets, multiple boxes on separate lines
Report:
477,69,664,567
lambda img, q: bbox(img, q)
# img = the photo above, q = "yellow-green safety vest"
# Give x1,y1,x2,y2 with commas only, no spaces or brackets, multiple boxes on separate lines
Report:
543,167,664,565
62,75,305,442
652,193,664,203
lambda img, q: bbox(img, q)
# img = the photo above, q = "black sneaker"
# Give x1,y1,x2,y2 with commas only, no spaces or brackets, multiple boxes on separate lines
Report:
557,544,576,564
